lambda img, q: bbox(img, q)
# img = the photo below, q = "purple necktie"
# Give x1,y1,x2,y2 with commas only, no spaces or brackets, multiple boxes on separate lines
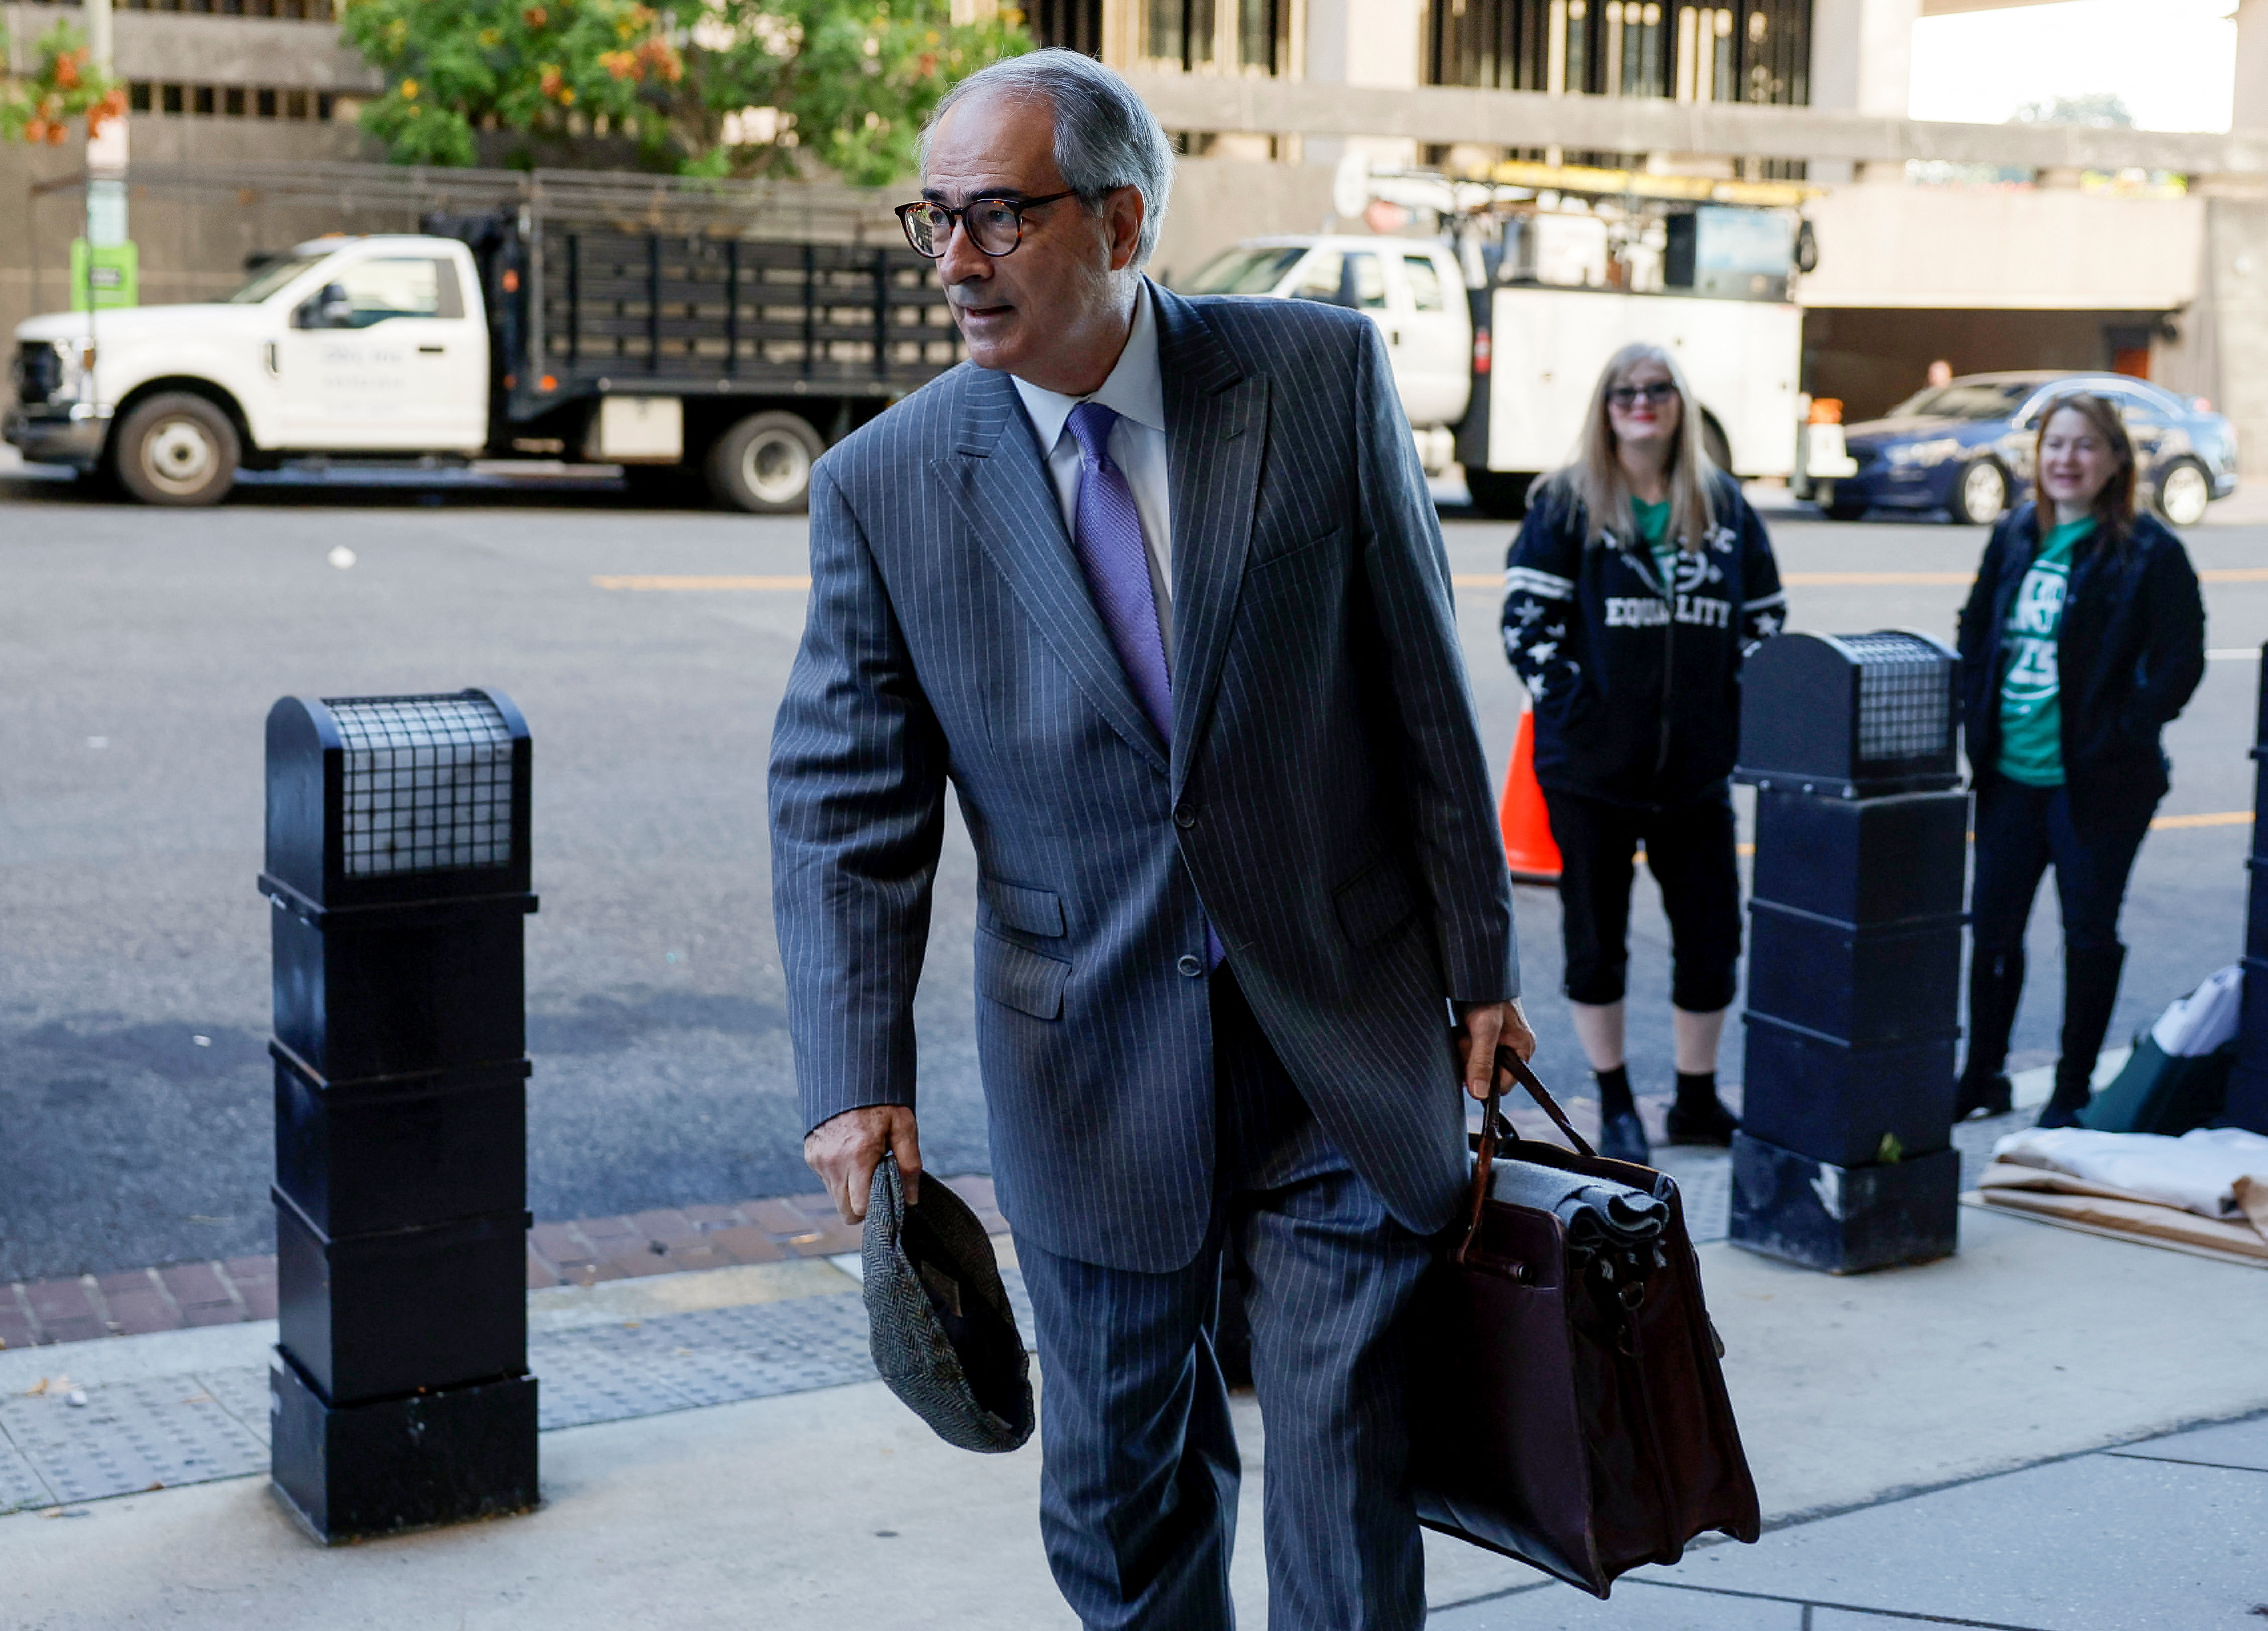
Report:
1065,402,1174,740
1064,401,1223,968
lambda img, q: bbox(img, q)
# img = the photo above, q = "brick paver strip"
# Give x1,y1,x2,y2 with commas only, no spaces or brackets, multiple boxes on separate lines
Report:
0,1177,1010,1352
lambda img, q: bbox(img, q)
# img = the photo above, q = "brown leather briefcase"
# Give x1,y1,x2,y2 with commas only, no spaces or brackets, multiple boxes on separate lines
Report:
1408,1047,1761,1597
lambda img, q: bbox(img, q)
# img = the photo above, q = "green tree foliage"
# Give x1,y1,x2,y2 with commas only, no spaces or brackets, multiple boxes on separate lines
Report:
340,0,1029,184
1,21,125,147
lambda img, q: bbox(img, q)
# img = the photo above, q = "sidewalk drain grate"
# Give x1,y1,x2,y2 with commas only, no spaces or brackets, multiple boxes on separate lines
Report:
0,1271,1040,1514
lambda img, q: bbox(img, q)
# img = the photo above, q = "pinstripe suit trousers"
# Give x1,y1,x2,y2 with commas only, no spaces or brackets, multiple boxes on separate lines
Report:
1018,966,1435,1631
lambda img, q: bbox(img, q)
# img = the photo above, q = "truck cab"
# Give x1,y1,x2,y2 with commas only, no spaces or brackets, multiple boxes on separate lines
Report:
9,234,490,505
1179,235,1472,472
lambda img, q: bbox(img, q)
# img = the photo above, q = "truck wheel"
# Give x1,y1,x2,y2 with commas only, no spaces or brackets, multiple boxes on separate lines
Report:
1463,468,1533,521
113,392,239,506
706,411,824,514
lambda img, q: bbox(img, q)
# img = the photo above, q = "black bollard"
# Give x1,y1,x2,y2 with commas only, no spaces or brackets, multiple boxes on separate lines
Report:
1729,633,1966,1274
260,690,540,1541
2224,644,2268,1134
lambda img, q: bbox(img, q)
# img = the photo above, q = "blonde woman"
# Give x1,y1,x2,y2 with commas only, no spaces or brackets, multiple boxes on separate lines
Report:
1500,343,1785,1165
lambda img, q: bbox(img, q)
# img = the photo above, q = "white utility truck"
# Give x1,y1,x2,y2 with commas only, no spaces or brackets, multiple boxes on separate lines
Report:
1180,167,1817,518
7,167,957,510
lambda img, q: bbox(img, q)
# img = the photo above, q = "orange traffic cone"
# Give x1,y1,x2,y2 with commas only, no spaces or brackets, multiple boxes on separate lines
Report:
1498,708,1562,885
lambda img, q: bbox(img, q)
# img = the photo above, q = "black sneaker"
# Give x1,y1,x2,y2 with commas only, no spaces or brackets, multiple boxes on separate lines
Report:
2035,1098,2088,1130
1953,1072,2014,1122
1664,1096,1739,1147
1598,1109,1651,1166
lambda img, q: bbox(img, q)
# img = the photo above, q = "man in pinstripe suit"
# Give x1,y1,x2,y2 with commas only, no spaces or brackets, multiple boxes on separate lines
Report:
768,50,1532,1630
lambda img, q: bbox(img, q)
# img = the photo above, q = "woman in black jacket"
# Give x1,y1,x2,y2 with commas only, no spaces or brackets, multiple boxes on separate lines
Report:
1955,391,2205,1127
1502,342,1785,1164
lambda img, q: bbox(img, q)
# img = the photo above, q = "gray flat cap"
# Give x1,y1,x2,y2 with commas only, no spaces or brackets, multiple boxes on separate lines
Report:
862,1155,1034,1453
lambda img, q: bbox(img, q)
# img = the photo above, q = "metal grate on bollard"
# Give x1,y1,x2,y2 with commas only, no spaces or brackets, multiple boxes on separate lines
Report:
333,695,516,876
1738,630,1960,800
1841,634,1955,766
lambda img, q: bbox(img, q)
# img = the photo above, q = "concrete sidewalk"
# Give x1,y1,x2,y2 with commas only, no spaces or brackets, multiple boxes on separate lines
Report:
3,1186,2265,1629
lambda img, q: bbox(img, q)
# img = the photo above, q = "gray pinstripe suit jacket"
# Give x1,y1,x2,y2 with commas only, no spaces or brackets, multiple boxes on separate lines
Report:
769,283,1519,1273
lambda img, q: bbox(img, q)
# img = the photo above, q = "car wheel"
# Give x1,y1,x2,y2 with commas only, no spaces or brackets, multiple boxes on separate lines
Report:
1826,501,1868,522
113,392,239,506
705,411,824,514
1463,467,1534,520
1950,458,2008,525
2155,458,2212,528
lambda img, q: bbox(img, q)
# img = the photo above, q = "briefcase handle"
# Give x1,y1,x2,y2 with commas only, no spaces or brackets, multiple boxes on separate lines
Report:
1458,1046,1600,1263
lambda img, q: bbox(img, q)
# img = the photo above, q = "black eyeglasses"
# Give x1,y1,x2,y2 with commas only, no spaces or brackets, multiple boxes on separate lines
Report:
1608,382,1679,409
896,191,1080,259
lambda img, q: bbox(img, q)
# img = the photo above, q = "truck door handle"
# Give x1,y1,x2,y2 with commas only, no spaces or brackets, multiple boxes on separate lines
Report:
418,345,446,355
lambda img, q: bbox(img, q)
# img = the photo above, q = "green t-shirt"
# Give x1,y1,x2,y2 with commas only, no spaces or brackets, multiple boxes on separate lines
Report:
1632,496,1678,592
1997,517,2094,786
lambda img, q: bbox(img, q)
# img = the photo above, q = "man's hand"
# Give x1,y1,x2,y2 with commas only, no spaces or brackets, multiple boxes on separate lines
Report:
804,1105,922,1224
1456,999,1538,1101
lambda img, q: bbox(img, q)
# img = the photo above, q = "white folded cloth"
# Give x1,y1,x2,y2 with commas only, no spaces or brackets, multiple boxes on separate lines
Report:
1991,1125,2268,1220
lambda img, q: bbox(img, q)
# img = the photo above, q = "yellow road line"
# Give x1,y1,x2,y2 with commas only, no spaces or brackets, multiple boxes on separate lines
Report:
593,574,813,591
2151,811,2252,830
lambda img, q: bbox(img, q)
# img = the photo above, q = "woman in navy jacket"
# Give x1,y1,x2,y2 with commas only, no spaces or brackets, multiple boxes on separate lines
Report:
1502,342,1785,1164
1955,391,2205,1126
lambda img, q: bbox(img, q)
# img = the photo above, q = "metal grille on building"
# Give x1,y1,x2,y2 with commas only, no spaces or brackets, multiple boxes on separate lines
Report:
1427,0,1811,106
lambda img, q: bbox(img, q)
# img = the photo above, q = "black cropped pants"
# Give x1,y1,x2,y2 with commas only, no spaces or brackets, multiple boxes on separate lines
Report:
1542,787,1743,1012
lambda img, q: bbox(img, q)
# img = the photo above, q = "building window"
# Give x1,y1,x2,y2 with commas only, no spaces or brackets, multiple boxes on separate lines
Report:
257,88,278,118
193,85,216,115
1143,0,1285,72
161,83,184,114
1428,0,1807,103
226,86,247,116
128,82,153,112
1028,0,1107,56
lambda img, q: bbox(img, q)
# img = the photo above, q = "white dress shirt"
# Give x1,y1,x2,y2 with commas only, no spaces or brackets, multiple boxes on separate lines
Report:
1010,283,1176,657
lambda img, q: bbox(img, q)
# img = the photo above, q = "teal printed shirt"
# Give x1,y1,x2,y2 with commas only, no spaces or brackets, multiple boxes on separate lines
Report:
1997,517,2095,785
1633,496,1677,590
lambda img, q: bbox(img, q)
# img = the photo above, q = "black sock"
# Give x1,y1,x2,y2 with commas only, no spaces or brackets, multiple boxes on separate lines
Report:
1675,1070,1719,1109
1595,1064,1635,1118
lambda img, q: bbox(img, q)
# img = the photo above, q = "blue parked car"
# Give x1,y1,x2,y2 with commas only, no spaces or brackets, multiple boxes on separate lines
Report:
1825,370,2238,527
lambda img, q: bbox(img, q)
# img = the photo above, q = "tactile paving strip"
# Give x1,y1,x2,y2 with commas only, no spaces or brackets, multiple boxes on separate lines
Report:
532,1293,877,1431
0,1269,1037,1511
0,1377,267,1504
1679,1167,1732,1244
0,1427,56,1515
194,1366,275,1445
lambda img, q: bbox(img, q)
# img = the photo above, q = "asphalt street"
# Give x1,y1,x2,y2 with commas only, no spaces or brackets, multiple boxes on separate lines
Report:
2,471,2260,1283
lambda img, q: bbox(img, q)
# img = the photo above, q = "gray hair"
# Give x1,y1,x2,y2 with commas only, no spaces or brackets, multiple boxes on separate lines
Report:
920,49,1176,269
